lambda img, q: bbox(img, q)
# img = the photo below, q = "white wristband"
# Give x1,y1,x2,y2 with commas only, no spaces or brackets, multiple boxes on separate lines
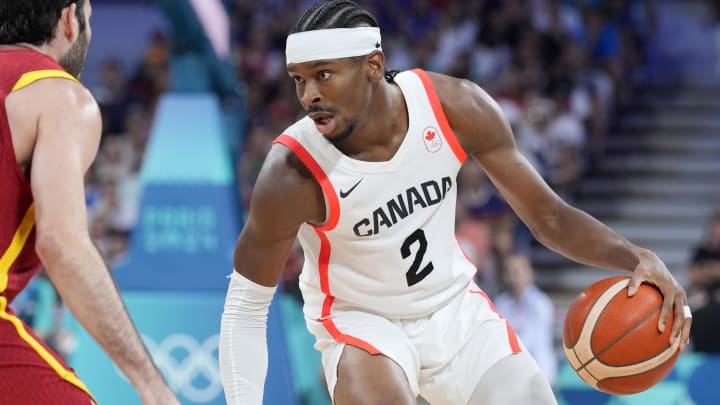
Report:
219,271,276,405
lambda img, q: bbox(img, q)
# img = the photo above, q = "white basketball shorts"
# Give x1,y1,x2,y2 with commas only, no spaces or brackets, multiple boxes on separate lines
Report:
305,281,522,404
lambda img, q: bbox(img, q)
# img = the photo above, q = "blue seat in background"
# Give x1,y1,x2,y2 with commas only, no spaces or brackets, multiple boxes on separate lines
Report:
687,355,720,405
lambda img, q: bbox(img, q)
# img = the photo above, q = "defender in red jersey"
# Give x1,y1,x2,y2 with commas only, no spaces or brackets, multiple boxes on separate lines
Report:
0,1,178,404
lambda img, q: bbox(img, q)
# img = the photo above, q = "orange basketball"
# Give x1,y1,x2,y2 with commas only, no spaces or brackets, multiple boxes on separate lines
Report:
563,276,681,395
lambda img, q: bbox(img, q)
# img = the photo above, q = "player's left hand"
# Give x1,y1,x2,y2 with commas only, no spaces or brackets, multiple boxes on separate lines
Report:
627,249,691,352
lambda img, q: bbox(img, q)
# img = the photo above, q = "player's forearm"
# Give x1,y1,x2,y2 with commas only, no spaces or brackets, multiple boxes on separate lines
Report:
37,234,164,391
219,271,276,405
532,202,642,272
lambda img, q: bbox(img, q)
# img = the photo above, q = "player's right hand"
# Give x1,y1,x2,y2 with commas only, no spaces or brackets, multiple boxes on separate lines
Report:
627,248,692,352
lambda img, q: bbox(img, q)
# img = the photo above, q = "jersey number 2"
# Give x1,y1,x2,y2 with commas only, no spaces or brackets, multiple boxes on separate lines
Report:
401,229,434,287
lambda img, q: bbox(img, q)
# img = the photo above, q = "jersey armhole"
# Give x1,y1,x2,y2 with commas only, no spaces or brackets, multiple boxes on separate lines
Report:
273,134,340,232
12,69,77,92
410,69,468,163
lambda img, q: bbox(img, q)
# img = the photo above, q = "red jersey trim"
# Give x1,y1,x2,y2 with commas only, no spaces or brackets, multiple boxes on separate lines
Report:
272,134,381,355
469,289,522,353
273,135,340,232
410,69,467,163
454,235,477,267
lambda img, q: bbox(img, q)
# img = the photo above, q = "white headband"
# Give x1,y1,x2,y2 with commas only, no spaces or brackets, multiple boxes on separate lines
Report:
286,27,382,65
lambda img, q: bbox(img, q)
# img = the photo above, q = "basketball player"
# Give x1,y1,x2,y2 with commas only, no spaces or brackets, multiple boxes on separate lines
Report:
220,1,692,404
0,1,178,404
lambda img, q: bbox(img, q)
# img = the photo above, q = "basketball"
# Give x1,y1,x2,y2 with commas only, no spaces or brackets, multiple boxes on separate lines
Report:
563,276,681,395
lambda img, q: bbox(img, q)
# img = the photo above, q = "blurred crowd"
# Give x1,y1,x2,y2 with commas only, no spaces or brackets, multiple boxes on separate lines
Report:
86,30,170,266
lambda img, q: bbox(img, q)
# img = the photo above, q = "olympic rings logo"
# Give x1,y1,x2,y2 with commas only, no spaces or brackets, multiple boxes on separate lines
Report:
141,333,222,403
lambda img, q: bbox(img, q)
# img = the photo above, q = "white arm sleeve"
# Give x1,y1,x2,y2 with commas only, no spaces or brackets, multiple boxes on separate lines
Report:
219,270,277,405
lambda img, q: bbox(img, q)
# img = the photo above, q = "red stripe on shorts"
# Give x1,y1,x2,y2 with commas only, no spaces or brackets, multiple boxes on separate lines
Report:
469,289,522,353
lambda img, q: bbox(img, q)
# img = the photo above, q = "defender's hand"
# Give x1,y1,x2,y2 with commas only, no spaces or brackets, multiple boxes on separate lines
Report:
627,249,692,352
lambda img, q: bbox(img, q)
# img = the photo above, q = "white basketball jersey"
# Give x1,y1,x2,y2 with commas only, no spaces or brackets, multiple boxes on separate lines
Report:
274,69,476,322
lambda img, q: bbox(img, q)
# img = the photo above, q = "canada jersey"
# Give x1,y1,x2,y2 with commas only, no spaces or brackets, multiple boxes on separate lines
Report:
274,69,477,321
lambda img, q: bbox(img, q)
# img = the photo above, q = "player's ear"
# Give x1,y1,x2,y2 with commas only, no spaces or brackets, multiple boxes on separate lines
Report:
366,51,385,83
59,3,79,42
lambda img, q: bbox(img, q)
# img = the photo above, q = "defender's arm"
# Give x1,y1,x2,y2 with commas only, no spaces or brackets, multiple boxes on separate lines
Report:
24,78,177,404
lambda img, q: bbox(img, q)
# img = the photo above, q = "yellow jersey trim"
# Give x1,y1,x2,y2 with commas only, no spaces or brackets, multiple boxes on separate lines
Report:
12,69,77,92
0,296,97,402
0,203,36,292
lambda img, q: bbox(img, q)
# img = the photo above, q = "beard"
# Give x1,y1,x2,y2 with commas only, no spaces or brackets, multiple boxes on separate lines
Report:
59,30,89,78
329,120,356,144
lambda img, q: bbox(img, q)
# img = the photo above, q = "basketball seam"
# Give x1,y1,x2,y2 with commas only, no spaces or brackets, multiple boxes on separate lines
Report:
564,277,629,389
565,277,681,393
566,277,626,350
591,306,661,367
586,337,680,381
577,286,661,372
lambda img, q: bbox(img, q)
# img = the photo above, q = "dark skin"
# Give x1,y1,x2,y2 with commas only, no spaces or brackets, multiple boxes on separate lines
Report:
234,51,691,404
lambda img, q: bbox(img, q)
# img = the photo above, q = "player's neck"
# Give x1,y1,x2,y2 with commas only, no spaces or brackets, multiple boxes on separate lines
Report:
334,80,408,157
0,43,56,60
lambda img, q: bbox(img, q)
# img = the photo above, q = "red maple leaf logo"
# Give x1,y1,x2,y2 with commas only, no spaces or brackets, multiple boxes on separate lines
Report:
425,130,436,141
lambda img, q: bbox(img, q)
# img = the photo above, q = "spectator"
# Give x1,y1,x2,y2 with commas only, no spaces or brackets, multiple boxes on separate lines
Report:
494,253,557,386
456,163,514,296
94,136,135,183
91,58,129,134
688,210,720,297
236,24,284,83
430,3,479,74
544,82,587,200
688,209,720,353
515,96,554,177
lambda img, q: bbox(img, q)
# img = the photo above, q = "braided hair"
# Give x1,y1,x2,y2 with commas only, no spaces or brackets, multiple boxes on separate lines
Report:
291,0,398,83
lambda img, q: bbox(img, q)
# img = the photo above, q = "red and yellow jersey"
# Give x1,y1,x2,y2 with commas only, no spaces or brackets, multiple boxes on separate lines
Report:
0,49,77,303
0,49,94,403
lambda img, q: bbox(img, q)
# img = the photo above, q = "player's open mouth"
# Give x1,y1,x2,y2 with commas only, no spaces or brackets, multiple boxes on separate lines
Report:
310,113,336,135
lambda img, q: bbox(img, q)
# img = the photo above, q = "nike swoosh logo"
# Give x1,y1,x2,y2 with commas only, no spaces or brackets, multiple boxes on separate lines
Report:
339,178,363,198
